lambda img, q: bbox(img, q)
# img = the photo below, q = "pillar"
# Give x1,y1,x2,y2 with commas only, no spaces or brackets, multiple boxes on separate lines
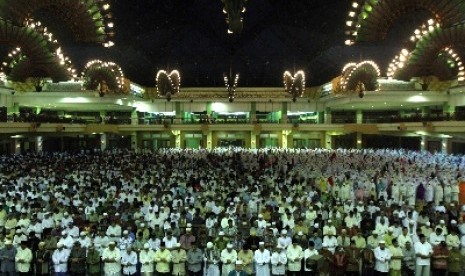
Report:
356,132,362,149
356,110,363,124
420,136,426,152
131,109,138,125
324,107,331,124
442,138,448,154
172,130,181,148
36,136,43,153
206,102,212,115
250,102,257,123
281,130,292,149
100,133,107,151
250,131,257,149
206,131,212,149
100,111,106,124
281,102,288,124
443,103,455,118
131,132,137,150
325,132,332,149
14,139,20,155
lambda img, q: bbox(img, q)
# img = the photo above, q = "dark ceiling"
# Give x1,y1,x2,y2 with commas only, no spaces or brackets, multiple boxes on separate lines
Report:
1,0,436,87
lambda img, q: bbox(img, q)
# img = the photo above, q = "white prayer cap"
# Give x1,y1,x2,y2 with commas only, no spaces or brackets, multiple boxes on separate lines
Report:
388,227,394,232
327,220,332,223
207,242,214,248
322,242,328,247
186,228,192,232
144,243,150,249
281,229,287,235
115,213,120,216
80,232,86,236
109,241,116,245
235,260,243,265
175,243,181,248
219,231,225,236
103,213,108,216
440,220,445,224
297,231,303,236
258,214,263,218
409,220,415,224
451,220,457,224
187,223,192,227
425,222,431,226
64,212,69,215
259,242,265,246
16,229,22,234
4,240,12,245
341,229,347,233
123,230,129,235
379,240,386,244
140,223,145,227
57,242,63,248
276,244,282,249
227,243,233,249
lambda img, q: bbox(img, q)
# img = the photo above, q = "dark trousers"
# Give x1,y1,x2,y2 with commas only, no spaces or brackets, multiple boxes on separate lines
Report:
374,272,388,276
189,270,203,276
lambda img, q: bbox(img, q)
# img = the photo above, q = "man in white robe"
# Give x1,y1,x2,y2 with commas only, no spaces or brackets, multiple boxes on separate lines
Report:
286,241,303,276
139,243,156,275
121,246,137,276
102,241,121,275
220,244,237,276
254,242,271,276
270,245,287,276
52,242,70,275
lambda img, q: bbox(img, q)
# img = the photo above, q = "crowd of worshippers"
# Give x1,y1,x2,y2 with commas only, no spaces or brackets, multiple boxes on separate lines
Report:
0,148,464,275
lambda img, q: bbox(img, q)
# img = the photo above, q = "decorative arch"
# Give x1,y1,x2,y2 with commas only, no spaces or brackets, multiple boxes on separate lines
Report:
221,0,248,34
156,70,181,101
283,71,305,102
7,58,72,82
345,0,465,45
341,61,380,92
0,18,54,62
82,60,126,94
390,23,465,81
0,0,114,45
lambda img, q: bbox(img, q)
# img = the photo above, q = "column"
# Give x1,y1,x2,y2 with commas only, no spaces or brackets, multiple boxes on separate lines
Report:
100,133,107,151
175,102,182,124
250,131,257,149
36,136,43,153
442,137,448,154
324,132,332,149
356,132,362,149
420,136,426,152
443,103,455,119
172,130,181,148
131,109,138,125
130,132,137,150
14,139,20,155
324,107,331,124
281,130,292,149
281,102,288,124
100,111,106,124
356,109,363,124
206,131,212,149
250,102,256,123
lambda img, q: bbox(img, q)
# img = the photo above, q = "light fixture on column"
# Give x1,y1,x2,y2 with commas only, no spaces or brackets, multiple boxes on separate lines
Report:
224,72,239,102
283,70,305,102
156,70,181,101
221,0,248,34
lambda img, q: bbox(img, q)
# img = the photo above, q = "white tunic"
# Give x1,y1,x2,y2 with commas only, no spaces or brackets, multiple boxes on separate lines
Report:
102,248,122,275
139,249,156,273
52,248,70,272
121,250,137,275
220,249,237,276
286,245,303,272
270,251,287,275
373,247,391,272
254,249,271,276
